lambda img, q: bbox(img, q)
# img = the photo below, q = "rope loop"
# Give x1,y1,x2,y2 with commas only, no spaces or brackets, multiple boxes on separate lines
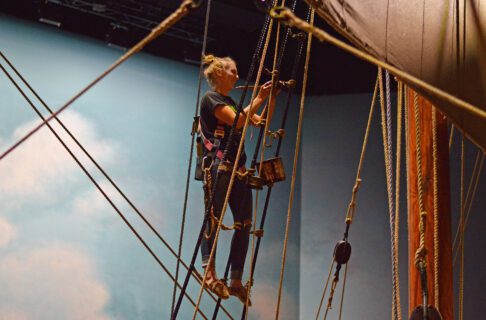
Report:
270,7,293,21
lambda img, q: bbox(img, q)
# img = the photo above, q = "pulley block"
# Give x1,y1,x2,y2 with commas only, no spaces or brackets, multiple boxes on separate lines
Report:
409,305,443,320
333,240,352,265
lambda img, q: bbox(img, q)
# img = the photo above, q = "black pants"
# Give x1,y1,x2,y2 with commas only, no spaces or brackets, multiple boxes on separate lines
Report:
201,159,252,280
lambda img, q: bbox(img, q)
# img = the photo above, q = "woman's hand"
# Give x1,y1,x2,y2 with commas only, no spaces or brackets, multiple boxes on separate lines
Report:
257,81,273,100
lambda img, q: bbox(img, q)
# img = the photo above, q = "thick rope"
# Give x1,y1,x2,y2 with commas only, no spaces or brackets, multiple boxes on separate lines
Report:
245,1,286,315
394,81,403,320
211,10,274,320
190,9,276,320
345,75,379,223
0,61,211,320
171,0,213,316
240,5,308,319
1,33,236,320
0,0,199,163
404,88,411,270
386,70,400,320
432,106,440,308
274,8,315,320
315,71,379,320
269,7,486,121
413,92,428,271
378,68,399,320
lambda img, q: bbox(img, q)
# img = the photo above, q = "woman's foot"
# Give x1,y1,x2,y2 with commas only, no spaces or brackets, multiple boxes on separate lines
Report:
202,267,229,299
228,282,252,307
204,277,230,300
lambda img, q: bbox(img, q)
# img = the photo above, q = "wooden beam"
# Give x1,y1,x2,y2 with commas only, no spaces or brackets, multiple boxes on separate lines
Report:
406,89,454,319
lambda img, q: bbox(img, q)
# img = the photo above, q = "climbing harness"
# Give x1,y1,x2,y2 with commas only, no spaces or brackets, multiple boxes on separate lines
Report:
190,9,275,319
172,3,275,317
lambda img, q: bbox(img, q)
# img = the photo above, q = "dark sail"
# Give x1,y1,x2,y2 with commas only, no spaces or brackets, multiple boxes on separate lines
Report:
306,0,486,150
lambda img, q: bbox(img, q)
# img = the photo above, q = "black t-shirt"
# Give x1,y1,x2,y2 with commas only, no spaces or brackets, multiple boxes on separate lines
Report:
200,90,246,166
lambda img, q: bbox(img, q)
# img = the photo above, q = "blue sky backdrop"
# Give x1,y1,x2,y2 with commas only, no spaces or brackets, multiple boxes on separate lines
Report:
0,14,300,320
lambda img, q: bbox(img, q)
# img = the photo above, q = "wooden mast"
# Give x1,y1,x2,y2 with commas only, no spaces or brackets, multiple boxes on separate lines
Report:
406,89,454,319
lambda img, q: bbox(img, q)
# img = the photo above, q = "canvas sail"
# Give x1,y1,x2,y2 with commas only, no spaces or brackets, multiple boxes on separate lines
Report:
305,0,486,150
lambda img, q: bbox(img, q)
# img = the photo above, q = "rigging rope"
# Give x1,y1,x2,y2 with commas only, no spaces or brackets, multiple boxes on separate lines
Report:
173,2,275,316
386,70,400,320
315,73,379,320
432,106,440,308
452,149,484,263
238,4,308,320
244,0,287,316
211,6,275,319
394,81,403,320
345,76,379,223
378,68,400,320
1,41,236,320
0,0,199,163
191,6,277,320
315,260,336,320
412,93,430,316
338,263,349,320
274,8,314,320
171,0,213,316
449,124,455,150
413,91,428,259
0,61,212,320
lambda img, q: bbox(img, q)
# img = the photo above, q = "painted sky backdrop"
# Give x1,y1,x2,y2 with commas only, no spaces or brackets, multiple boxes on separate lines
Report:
0,14,300,320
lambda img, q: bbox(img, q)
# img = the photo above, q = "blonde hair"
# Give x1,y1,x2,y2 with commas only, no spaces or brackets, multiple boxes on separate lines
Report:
202,54,235,88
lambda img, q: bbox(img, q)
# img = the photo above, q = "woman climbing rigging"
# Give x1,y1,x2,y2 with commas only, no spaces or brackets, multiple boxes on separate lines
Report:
198,54,279,306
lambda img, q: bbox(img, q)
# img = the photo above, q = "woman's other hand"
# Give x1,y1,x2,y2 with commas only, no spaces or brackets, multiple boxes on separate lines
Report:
257,81,273,100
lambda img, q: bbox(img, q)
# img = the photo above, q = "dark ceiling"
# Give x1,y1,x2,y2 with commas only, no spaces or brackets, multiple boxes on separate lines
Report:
0,0,377,95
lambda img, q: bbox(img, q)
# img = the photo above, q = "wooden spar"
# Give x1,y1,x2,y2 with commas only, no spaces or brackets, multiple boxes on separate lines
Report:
406,89,454,319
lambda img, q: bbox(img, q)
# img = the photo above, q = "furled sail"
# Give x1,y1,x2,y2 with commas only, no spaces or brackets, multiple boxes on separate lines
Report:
306,0,486,150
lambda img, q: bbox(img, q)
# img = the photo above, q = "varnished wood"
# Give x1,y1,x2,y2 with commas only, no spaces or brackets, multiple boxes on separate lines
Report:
406,89,454,319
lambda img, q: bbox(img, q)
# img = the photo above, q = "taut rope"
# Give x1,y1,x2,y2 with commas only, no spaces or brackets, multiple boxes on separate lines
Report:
432,106,440,308
171,0,214,316
191,5,276,319
0,0,199,162
274,8,315,320
0,59,212,320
